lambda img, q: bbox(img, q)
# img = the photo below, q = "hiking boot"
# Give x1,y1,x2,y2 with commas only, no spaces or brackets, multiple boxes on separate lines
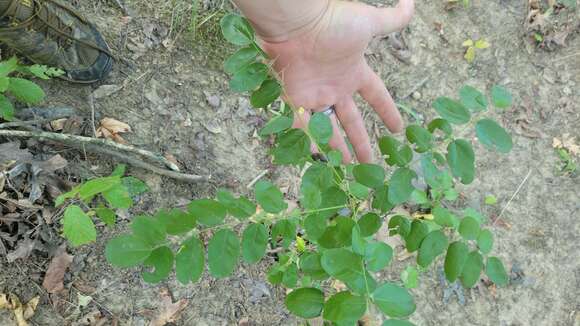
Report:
0,0,113,83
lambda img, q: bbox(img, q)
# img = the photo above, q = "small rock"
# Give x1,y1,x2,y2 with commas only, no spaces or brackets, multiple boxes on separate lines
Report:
92,84,121,99
412,91,421,100
204,91,221,108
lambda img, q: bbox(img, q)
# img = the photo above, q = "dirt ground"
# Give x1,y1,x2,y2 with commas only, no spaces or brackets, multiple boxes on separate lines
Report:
1,0,579,325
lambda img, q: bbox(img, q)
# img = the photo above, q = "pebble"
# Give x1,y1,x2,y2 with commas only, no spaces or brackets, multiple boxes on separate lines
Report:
412,91,421,100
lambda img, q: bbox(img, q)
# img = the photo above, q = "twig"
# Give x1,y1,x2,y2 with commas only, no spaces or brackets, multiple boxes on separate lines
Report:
400,76,430,100
88,94,98,138
84,145,208,183
247,169,269,189
0,114,73,129
494,169,533,225
0,129,181,173
112,0,130,16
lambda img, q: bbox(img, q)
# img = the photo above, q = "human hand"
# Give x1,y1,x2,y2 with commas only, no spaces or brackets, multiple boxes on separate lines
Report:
259,0,414,163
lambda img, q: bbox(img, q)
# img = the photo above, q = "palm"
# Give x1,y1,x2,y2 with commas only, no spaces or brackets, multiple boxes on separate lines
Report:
261,0,414,163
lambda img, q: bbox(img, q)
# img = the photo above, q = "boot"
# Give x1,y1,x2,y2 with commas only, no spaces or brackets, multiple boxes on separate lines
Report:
0,0,113,83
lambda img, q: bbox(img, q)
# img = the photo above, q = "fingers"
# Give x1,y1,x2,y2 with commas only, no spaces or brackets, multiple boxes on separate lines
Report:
367,0,415,36
327,113,352,164
359,67,404,133
335,98,373,163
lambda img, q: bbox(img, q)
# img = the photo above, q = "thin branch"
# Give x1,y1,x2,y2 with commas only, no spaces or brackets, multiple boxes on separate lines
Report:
0,129,180,171
0,129,207,182
84,145,208,183
494,169,533,225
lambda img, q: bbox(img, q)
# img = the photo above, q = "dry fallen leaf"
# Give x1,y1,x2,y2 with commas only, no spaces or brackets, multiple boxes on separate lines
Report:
96,118,132,144
553,134,580,156
0,293,39,326
149,288,189,326
42,244,74,293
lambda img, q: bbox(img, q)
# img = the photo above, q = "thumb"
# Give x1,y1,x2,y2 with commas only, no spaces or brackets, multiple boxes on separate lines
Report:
368,0,415,36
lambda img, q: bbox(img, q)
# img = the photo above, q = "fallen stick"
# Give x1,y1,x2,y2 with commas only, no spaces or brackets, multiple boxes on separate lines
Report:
0,130,208,182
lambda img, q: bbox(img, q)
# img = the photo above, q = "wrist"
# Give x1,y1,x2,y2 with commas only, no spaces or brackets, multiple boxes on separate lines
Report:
234,0,331,43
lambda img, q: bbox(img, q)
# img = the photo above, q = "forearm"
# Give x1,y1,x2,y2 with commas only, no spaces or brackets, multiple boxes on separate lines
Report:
232,0,330,42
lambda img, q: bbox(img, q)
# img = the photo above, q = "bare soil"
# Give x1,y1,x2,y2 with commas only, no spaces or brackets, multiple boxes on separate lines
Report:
1,0,579,325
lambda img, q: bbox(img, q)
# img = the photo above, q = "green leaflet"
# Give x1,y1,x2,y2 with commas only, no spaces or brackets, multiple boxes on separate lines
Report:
365,242,393,272
459,85,487,111
475,118,513,153
353,163,385,189
142,246,174,284
188,199,227,226
357,213,381,237
459,216,480,240
446,139,475,184
490,85,512,109
477,229,494,254
224,46,258,74
444,241,469,282
105,235,152,268
318,217,355,249
220,14,254,46
229,62,268,92
207,229,240,278
241,223,268,263
285,288,324,319
379,136,413,167
406,124,433,153
62,205,96,247
175,236,204,284
323,291,367,324
251,79,281,108
372,283,416,318
131,215,167,247
460,251,484,288
388,168,417,204
7,77,45,104
259,115,293,136
417,230,448,267
309,112,333,145
432,97,471,125
486,257,508,286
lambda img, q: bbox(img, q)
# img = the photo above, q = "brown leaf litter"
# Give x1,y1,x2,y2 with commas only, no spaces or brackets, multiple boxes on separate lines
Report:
42,244,74,294
146,288,189,326
95,118,132,144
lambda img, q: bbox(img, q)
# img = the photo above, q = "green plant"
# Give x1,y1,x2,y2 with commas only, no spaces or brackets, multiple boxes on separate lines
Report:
82,14,514,325
462,38,490,63
0,57,64,121
56,165,148,247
